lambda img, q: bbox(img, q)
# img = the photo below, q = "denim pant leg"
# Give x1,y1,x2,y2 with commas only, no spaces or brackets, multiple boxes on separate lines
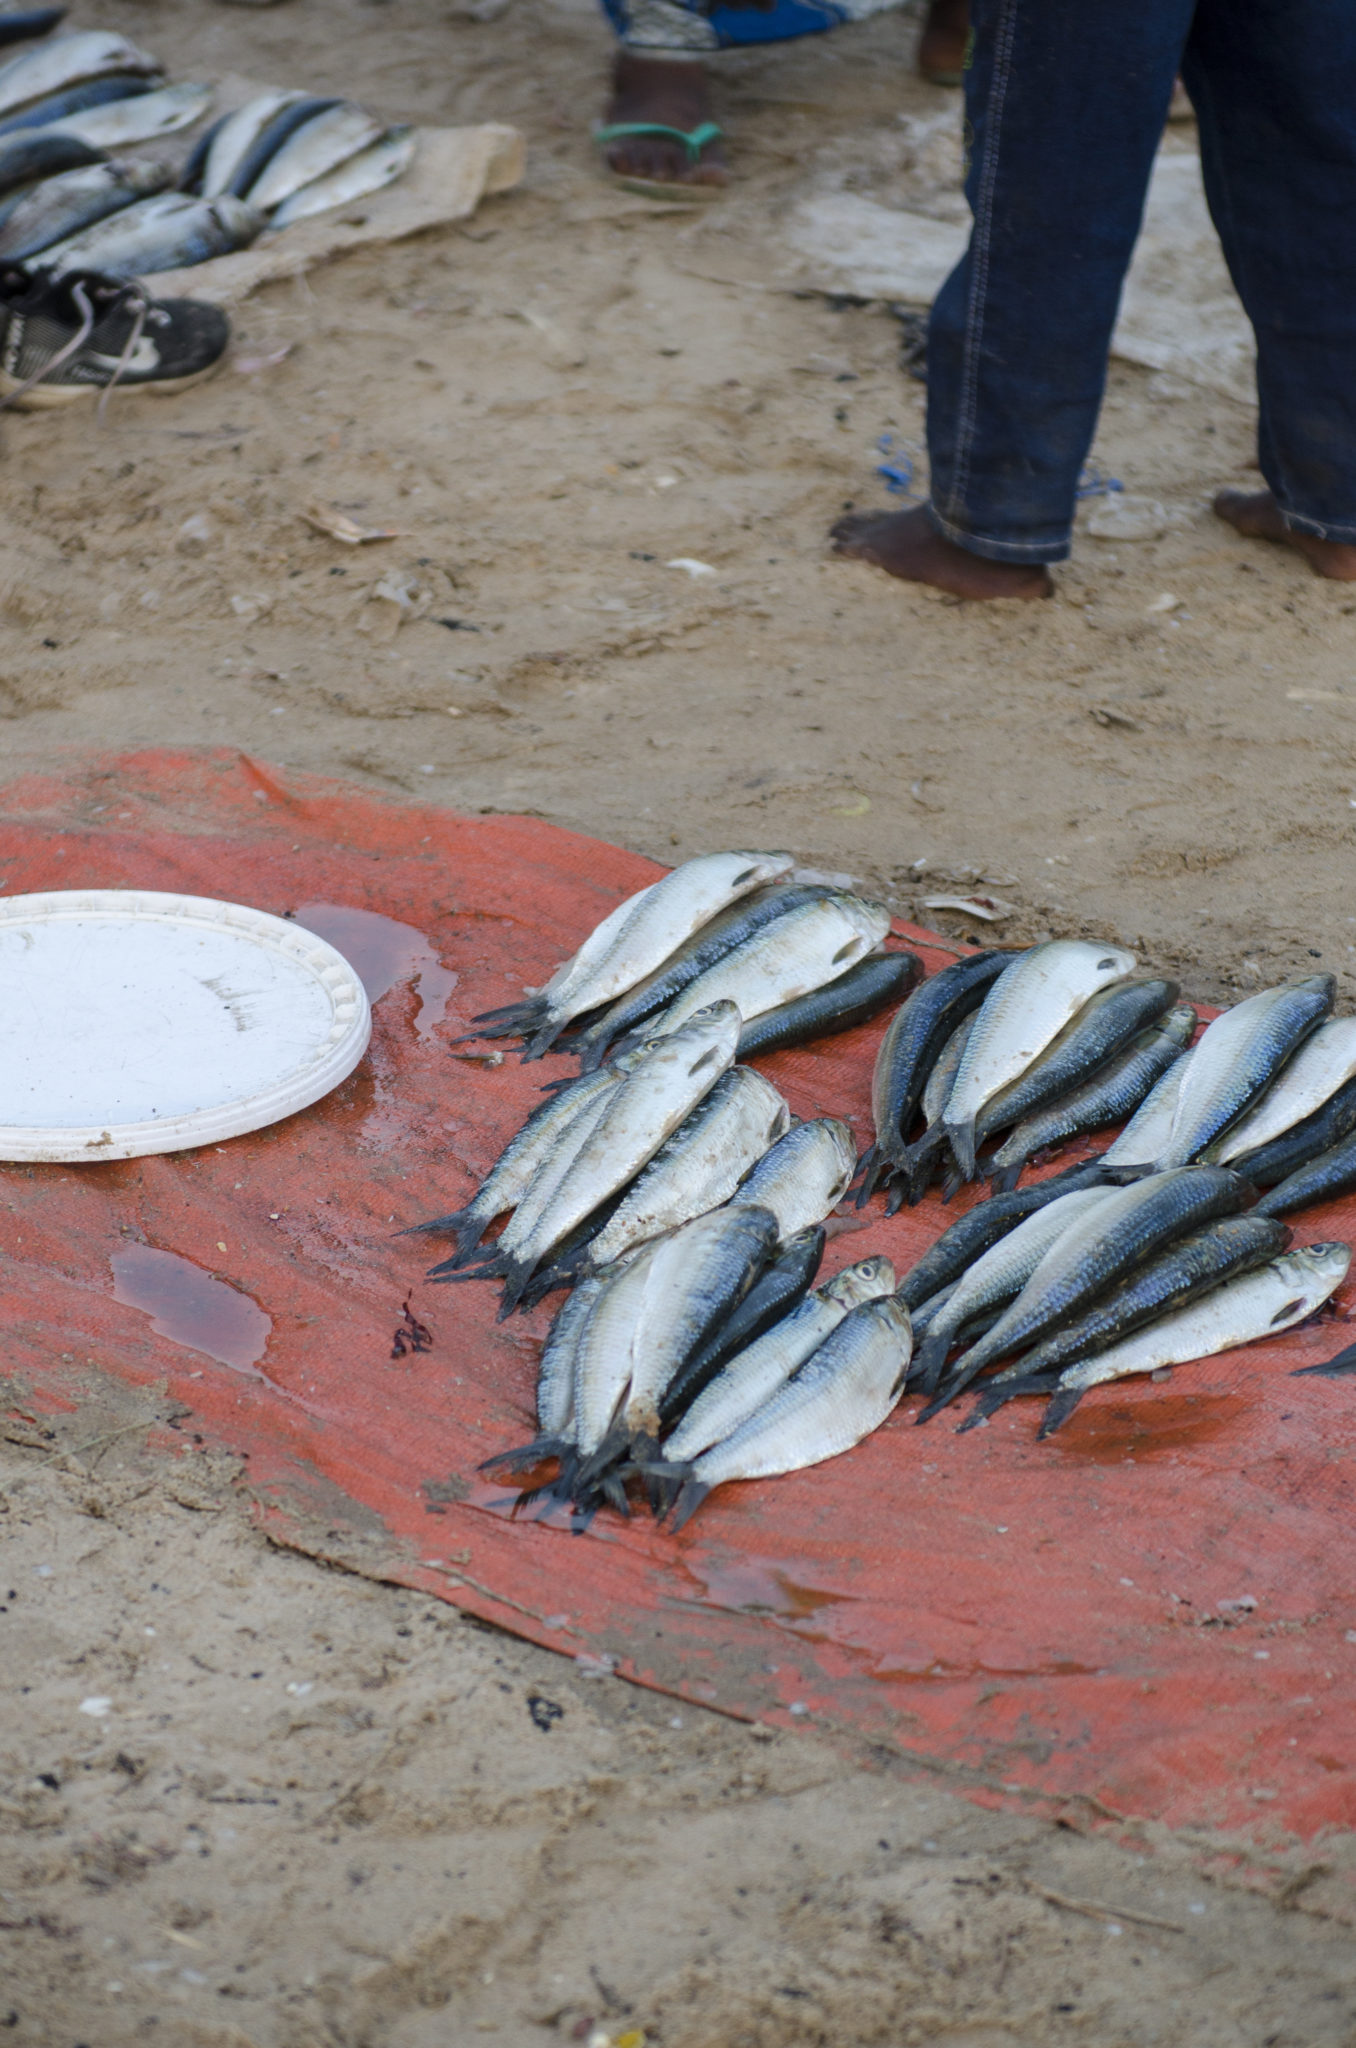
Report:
1185,1,1356,542
926,0,1193,563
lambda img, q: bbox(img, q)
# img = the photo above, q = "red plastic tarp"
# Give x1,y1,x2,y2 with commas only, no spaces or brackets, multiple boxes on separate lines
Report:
3,750,1354,1855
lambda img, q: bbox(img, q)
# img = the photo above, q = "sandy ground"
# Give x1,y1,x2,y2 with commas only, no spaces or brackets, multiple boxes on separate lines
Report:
3,0,1356,2041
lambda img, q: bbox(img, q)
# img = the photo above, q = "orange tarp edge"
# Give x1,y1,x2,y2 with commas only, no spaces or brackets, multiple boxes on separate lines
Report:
2,750,1354,1855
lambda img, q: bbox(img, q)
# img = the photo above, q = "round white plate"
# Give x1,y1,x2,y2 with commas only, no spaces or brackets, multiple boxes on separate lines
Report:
0,889,372,1162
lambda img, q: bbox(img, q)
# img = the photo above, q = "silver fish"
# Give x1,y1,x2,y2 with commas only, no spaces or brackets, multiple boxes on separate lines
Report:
668,1295,913,1529
645,893,893,1038
498,1002,742,1312
201,88,307,198
570,1065,789,1274
911,1183,1121,1392
536,1271,608,1441
1039,1242,1351,1435
663,1252,896,1463
472,850,793,1058
1156,975,1335,1169
0,28,159,118
972,977,1178,1148
572,1203,779,1456
46,81,212,147
269,124,416,228
414,1059,634,1269
1101,1046,1191,1165
922,1164,1252,1415
1209,1015,1356,1165
990,1004,1196,1191
732,1115,857,1241
43,188,258,275
245,100,382,213
944,940,1137,1180
0,153,168,258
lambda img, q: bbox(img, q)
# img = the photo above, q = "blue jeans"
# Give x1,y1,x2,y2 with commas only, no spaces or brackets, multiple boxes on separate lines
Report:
927,0,1356,562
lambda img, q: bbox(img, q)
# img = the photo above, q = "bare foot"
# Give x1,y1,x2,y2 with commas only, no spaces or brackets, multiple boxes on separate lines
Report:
1213,488,1356,582
831,503,1054,600
600,52,728,191
917,0,969,84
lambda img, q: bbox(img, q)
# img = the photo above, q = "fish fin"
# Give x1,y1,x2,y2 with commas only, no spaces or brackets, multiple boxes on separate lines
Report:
944,1118,977,1184
1037,1387,1085,1438
1293,1343,1356,1377
667,1477,711,1534
987,1161,1024,1196
688,1044,723,1074
1269,1295,1305,1327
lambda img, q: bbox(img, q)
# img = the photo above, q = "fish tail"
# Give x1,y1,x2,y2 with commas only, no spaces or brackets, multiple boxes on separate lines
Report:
987,1160,1024,1196
944,1118,977,1184
912,1327,953,1394
515,1265,575,1311
520,1015,570,1062
599,1469,633,1517
495,1256,539,1319
902,1127,946,1205
571,1421,631,1493
426,1254,502,1282
667,1477,711,1534
478,1433,567,1477
471,997,547,1025
915,1354,987,1423
853,1144,881,1208
955,1374,1049,1432
884,1175,911,1217
938,1160,964,1204
399,1209,491,1267
1037,1387,1085,1438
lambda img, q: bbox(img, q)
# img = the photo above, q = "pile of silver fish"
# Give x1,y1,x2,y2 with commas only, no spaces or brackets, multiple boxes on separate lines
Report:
871,945,1356,1432
0,22,417,278
465,848,919,1064
412,865,1356,1529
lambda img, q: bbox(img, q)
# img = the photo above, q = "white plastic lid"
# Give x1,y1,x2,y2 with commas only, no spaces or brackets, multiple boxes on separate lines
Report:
0,889,372,1162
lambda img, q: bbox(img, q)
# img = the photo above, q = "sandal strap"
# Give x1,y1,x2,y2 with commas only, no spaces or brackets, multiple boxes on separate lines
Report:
594,119,723,165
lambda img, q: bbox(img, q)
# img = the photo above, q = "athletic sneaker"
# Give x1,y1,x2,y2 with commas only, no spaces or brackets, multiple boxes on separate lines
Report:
0,264,230,409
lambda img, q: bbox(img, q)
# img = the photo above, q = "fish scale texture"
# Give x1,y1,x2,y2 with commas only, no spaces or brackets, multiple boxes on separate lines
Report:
2,748,1354,1856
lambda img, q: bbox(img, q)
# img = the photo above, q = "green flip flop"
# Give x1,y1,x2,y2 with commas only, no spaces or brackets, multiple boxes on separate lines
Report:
594,119,726,201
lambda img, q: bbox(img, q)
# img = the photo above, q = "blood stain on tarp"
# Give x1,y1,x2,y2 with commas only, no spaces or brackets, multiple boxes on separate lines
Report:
112,1243,271,1376
292,903,458,1042
1050,1394,1246,1462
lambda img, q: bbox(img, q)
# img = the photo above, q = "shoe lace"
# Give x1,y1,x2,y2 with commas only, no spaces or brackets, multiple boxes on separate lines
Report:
0,273,157,417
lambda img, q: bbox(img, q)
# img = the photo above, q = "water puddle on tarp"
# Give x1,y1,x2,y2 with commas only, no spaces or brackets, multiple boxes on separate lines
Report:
111,1243,271,1375
292,903,458,1041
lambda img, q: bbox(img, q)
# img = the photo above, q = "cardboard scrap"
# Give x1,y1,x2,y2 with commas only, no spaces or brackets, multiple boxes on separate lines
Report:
786,145,1254,403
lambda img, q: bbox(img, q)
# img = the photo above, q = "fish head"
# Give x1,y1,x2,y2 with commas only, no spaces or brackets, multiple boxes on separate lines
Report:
1289,973,1338,1001
836,894,894,949
656,999,741,1074
800,1114,858,1180
1162,1004,1200,1046
1280,1241,1353,1298
822,1253,896,1306
722,851,795,889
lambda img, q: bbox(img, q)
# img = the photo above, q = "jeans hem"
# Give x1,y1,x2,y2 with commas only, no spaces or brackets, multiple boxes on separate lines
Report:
1281,507,1356,545
928,501,1072,564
